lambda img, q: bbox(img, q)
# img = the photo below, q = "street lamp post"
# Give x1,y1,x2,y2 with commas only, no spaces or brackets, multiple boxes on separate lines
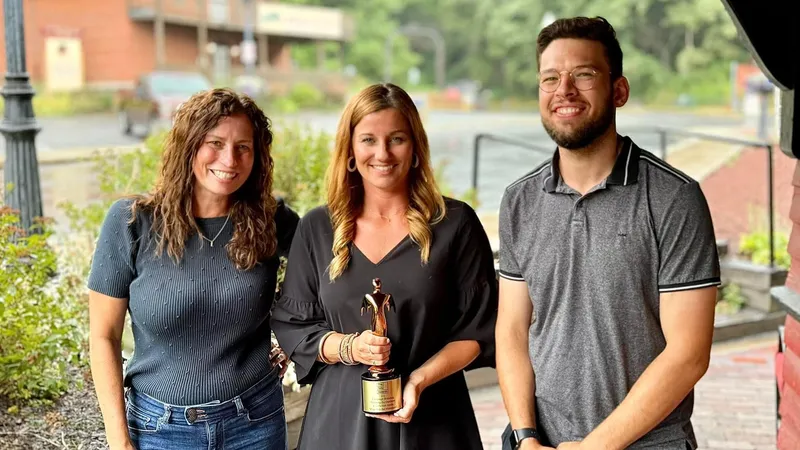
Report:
1,0,43,232
384,25,446,89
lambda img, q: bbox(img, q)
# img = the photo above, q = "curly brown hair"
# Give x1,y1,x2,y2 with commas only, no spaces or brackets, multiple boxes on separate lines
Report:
130,88,277,271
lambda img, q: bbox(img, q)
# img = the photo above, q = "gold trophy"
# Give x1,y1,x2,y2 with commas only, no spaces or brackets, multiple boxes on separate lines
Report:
360,278,402,414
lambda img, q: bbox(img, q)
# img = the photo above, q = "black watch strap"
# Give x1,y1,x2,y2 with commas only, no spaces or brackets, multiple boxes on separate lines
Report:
512,428,541,448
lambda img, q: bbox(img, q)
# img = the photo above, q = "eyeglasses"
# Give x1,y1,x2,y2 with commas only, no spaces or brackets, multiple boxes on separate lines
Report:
538,67,603,93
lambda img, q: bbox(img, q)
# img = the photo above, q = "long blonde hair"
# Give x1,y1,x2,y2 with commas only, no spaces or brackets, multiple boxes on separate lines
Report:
131,88,277,271
325,83,446,281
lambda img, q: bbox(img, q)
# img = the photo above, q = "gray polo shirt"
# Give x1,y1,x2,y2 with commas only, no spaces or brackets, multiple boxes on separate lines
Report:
498,136,720,449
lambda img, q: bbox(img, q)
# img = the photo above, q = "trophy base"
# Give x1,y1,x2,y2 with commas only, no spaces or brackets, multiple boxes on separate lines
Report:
361,371,402,414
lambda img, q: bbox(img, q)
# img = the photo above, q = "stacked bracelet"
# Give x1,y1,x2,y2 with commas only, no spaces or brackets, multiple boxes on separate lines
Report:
317,331,336,364
338,332,360,365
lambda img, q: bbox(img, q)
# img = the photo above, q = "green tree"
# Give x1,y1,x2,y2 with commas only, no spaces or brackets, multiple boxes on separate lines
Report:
283,0,748,104
284,0,421,82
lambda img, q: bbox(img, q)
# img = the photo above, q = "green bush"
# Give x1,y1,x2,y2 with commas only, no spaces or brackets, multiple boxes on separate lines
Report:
60,131,167,240
271,123,333,215
288,82,326,110
739,229,791,269
716,282,746,315
0,89,115,117
0,208,88,407
266,96,300,115
259,83,339,114
644,62,732,107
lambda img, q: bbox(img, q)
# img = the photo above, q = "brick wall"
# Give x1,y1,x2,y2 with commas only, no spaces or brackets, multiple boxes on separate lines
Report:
778,161,800,449
0,0,151,87
778,314,800,448
165,25,201,71
0,0,295,88
701,148,796,253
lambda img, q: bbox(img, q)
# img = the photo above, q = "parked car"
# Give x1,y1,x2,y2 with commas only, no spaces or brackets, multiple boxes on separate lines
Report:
118,71,212,137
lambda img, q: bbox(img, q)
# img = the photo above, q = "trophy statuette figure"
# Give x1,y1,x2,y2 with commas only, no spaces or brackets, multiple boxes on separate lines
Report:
360,278,402,414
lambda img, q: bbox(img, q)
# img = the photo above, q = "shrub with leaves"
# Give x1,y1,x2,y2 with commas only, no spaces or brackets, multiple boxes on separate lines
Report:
0,208,87,406
738,229,791,269
715,282,747,315
271,123,333,215
60,131,167,241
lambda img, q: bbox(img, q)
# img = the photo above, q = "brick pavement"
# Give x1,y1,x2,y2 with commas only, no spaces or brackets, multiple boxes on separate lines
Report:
471,333,780,450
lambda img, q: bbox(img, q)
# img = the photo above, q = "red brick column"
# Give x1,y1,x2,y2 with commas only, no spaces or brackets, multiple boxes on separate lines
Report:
778,161,800,449
778,315,800,449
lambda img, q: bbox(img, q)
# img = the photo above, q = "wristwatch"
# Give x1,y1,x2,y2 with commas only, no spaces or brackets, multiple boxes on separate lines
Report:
510,428,541,449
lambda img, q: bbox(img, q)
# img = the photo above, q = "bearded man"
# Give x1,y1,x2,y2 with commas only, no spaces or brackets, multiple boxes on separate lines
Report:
495,16,721,450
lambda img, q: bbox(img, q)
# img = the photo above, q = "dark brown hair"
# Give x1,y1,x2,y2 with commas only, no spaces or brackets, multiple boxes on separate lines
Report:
131,88,277,271
537,16,624,80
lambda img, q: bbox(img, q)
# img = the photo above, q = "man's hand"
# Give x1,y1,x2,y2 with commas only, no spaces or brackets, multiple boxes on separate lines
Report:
556,442,583,450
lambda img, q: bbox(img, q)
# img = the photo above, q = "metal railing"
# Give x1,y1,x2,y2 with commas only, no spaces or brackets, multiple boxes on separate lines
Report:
471,133,552,192
471,127,777,267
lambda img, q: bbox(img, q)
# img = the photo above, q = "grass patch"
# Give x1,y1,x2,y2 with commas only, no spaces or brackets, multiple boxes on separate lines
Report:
0,89,115,117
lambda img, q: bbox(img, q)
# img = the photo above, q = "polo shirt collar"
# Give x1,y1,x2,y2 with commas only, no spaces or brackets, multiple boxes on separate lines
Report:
543,135,640,193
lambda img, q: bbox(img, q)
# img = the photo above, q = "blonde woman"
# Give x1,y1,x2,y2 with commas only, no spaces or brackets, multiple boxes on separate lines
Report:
271,83,498,450
88,89,297,450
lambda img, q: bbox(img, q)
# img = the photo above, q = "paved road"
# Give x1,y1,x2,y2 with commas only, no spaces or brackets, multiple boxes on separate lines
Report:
472,332,779,450
0,109,744,222
425,111,743,212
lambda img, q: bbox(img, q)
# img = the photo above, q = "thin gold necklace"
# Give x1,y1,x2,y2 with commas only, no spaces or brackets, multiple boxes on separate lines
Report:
366,208,406,223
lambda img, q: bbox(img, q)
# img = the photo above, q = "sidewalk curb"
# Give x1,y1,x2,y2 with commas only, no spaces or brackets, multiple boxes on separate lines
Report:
712,310,785,343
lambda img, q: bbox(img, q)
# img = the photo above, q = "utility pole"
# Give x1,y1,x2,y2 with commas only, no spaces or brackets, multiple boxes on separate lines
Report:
241,0,257,76
1,0,43,232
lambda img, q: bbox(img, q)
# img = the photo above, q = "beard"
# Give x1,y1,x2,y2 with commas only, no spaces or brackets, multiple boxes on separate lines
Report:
542,97,615,150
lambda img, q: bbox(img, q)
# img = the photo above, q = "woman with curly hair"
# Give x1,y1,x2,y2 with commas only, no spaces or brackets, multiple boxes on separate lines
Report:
271,83,498,450
88,88,298,450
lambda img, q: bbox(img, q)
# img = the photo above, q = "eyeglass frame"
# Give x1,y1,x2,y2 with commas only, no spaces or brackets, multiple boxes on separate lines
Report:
537,66,614,93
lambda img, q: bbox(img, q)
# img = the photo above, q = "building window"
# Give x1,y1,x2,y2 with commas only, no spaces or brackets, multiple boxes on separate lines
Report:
208,0,228,23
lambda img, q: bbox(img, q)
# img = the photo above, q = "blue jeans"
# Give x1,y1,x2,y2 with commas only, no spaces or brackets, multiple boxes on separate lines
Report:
125,369,287,450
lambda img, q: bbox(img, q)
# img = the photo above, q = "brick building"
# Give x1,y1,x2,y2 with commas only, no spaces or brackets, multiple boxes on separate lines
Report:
0,0,353,92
